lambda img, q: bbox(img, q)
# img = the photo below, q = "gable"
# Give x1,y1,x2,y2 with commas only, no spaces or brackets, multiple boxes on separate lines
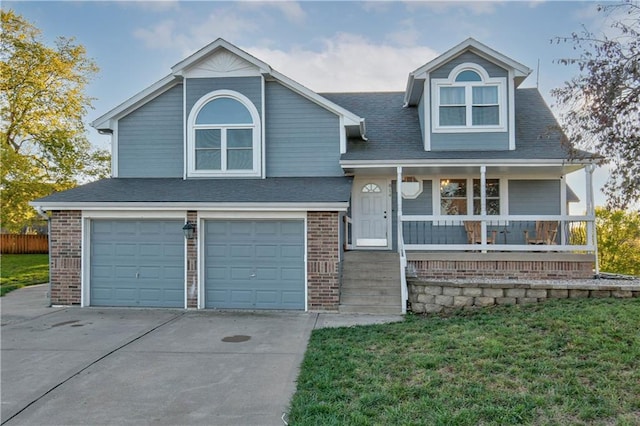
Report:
430,51,508,79
182,49,262,78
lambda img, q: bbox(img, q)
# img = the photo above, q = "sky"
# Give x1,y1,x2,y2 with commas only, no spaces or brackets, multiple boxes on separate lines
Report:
6,0,620,211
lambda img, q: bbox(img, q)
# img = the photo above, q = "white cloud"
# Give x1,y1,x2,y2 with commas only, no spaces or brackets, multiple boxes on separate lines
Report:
245,33,438,92
133,19,178,49
133,10,259,56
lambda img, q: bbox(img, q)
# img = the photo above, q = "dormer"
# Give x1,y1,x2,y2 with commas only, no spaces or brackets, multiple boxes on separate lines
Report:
404,38,532,152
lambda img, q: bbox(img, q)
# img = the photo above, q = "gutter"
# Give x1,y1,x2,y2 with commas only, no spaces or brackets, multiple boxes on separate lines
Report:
35,206,52,307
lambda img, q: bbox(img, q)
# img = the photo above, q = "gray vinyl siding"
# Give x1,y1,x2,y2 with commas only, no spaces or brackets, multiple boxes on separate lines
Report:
265,81,342,177
118,84,184,177
391,180,433,251
508,180,561,215
429,51,510,151
185,77,262,119
431,52,508,79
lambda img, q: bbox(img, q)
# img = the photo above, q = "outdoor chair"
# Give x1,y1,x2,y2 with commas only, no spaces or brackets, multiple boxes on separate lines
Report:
464,221,497,244
524,221,559,245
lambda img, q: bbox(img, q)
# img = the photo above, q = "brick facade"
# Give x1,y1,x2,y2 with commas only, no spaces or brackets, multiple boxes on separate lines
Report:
408,258,594,280
186,211,198,308
306,211,341,311
50,210,82,305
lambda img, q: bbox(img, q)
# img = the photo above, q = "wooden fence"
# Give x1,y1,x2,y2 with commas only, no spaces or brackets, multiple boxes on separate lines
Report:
0,234,49,254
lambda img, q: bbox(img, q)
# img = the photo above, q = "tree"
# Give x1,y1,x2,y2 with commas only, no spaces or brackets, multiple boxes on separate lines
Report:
1,10,109,233
552,1,640,209
596,207,640,276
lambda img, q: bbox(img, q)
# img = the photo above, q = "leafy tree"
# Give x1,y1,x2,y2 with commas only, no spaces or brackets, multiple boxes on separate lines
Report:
596,207,640,276
1,10,109,232
552,1,639,209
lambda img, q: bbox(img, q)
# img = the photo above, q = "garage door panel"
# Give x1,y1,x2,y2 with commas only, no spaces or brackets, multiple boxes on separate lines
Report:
230,222,252,236
281,221,304,235
255,291,278,304
230,267,253,280
139,243,164,257
281,245,303,258
282,291,304,304
230,290,253,303
281,267,304,281
255,245,278,258
163,266,185,280
90,220,184,308
255,267,278,281
115,266,137,279
230,245,253,258
205,220,304,310
255,221,278,234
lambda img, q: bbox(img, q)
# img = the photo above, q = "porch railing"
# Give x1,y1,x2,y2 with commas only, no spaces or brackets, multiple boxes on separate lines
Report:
400,214,596,252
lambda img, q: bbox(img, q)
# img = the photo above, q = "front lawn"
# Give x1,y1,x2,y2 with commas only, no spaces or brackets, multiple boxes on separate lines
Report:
289,299,640,425
0,254,49,296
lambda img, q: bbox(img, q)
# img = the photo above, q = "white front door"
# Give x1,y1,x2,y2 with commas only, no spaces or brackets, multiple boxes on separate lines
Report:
354,180,389,248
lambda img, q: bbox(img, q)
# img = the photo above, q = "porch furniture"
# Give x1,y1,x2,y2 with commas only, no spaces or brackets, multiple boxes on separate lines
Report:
524,221,559,245
464,221,497,244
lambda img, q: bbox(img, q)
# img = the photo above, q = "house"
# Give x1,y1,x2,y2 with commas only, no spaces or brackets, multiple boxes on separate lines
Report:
32,38,598,314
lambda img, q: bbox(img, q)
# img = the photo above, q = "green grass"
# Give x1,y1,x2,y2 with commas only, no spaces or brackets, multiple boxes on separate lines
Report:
0,254,49,296
289,299,640,425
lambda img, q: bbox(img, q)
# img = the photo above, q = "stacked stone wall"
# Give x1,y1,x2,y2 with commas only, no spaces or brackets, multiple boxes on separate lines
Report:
409,279,640,313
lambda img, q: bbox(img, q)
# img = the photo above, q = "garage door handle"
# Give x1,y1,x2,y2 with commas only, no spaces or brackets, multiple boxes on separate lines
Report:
250,273,256,278
136,272,139,279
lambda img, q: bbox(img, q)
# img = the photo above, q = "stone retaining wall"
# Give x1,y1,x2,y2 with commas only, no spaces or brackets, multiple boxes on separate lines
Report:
408,279,640,314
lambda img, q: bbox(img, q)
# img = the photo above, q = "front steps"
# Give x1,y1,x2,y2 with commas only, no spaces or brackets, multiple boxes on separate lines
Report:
340,251,403,314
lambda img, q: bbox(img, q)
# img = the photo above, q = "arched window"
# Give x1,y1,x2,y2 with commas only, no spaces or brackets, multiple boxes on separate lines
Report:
432,63,506,132
188,90,261,177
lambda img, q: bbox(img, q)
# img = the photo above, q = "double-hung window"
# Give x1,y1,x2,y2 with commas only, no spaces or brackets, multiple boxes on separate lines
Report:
440,178,501,216
188,90,261,177
433,63,506,132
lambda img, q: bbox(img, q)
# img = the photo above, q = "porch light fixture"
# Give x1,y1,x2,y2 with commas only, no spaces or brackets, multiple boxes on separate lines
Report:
182,221,196,240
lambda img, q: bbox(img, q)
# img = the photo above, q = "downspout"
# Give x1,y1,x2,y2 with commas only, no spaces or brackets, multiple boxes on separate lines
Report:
35,206,52,307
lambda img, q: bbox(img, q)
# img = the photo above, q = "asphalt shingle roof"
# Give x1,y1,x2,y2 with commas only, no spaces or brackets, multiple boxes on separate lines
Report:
33,177,353,204
321,88,596,161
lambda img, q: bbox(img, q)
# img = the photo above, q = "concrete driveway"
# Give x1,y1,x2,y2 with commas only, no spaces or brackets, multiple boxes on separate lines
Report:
1,285,402,425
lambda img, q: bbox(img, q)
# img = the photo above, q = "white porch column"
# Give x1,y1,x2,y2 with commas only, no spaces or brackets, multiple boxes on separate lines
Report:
560,175,567,245
397,166,403,254
480,166,487,245
585,164,599,274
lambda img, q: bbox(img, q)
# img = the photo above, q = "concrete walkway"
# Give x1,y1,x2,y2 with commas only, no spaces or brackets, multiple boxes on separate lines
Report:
1,285,402,425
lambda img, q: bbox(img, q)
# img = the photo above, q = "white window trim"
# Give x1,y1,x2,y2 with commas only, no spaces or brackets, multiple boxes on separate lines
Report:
187,89,261,178
432,176,507,225
431,63,507,133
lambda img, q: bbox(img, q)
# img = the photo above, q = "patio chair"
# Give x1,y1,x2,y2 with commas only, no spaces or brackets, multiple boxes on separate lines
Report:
524,221,559,245
464,221,497,244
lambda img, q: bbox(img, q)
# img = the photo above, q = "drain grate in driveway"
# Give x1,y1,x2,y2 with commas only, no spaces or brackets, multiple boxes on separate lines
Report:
221,335,251,343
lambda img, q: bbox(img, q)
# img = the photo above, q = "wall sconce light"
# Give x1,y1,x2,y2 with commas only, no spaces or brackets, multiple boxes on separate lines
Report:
182,221,196,240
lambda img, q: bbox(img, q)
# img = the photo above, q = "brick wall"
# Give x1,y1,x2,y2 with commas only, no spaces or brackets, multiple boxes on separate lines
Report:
186,211,198,308
409,258,594,280
50,210,82,305
307,211,340,311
